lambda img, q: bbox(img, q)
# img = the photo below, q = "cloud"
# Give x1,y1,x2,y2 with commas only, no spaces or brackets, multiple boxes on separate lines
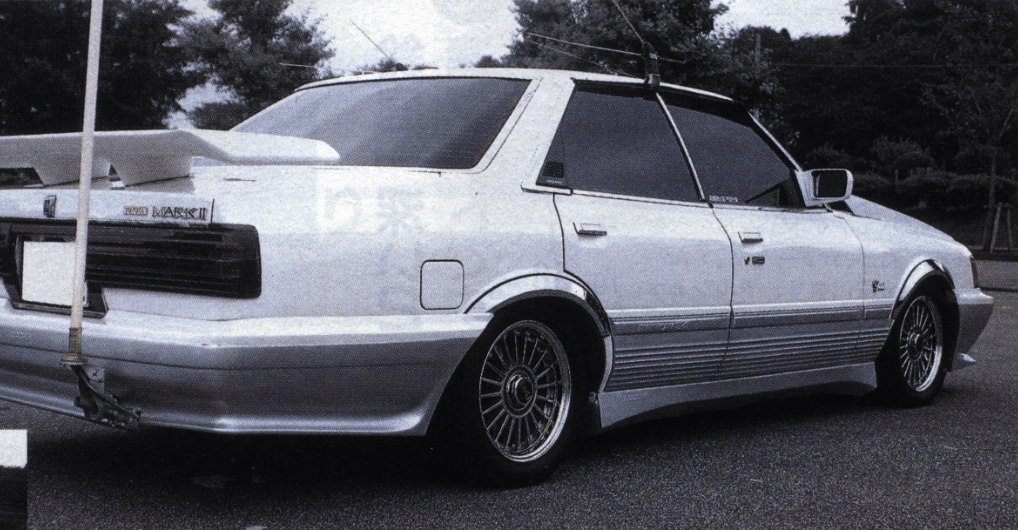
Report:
717,0,851,37
290,0,518,70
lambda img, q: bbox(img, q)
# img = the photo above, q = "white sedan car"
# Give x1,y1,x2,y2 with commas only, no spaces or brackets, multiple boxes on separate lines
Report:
0,69,994,485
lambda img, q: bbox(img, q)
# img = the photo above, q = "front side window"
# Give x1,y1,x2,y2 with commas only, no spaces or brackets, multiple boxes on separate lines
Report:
234,78,530,169
663,94,797,207
539,85,699,202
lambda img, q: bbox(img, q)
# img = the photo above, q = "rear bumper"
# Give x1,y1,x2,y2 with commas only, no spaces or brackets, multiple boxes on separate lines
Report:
954,288,994,355
0,305,489,435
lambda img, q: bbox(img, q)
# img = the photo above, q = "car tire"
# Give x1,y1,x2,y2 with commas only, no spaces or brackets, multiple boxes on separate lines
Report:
875,288,949,407
439,317,579,487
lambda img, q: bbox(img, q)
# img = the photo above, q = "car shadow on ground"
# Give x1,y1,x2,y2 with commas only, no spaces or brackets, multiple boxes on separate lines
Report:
24,391,892,495
29,427,460,494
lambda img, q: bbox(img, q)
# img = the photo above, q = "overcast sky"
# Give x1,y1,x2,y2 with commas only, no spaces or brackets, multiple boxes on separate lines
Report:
172,0,851,125
182,0,852,72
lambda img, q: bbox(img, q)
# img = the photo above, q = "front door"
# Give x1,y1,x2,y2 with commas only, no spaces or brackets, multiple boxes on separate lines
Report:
713,207,866,378
662,91,868,379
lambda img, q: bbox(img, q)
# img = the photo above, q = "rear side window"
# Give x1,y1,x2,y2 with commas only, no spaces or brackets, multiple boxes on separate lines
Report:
663,94,796,207
234,78,529,169
539,86,698,202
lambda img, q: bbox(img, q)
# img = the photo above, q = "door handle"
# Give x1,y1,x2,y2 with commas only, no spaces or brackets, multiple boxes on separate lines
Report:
739,231,763,243
574,223,607,236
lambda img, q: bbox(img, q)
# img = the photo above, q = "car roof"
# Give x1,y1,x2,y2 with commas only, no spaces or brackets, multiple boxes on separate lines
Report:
297,68,733,103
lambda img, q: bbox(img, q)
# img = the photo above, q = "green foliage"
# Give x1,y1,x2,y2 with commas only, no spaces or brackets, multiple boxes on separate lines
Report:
0,0,199,134
506,0,728,86
181,0,334,129
359,58,410,73
945,174,996,212
185,101,252,131
896,170,954,210
863,170,1018,212
865,137,930,178
803,146,856,170
852,172,896,207
844,0,905,43
715,26,784,115
771,0,1018,170
871,137,923,168
475,55,510,68
893,151,935,172
919,1,1018,177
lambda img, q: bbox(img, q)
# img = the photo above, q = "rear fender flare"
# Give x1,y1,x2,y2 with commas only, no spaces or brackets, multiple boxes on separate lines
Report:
466,274,610,337
464,274,612,432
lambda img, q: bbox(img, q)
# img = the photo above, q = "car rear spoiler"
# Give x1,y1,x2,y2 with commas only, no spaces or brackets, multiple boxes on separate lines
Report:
0,129,340,186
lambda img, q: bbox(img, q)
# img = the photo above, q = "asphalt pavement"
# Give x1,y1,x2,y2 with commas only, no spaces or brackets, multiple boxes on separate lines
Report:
1,292,1016,529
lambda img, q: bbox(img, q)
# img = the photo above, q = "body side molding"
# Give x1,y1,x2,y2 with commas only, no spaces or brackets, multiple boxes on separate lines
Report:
598,363,877,430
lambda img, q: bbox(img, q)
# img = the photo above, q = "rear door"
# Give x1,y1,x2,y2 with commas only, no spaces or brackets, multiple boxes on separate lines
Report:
538,84,732,392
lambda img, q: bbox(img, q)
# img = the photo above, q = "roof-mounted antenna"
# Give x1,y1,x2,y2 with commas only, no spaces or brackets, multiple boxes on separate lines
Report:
610,0,659,89
351,20,400,67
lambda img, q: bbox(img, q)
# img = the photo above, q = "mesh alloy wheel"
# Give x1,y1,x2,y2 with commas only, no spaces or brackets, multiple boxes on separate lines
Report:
477,321,571,462
897,295,944,392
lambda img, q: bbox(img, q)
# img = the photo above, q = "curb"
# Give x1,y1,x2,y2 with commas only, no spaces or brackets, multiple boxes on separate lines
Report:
982,287,1018,294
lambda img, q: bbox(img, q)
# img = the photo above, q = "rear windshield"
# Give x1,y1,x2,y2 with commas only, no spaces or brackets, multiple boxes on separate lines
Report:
234,78,530,169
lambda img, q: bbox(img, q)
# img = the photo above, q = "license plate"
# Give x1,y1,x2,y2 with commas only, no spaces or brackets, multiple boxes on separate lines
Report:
21,241,82,306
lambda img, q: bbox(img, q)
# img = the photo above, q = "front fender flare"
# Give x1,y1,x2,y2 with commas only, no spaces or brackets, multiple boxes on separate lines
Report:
894,260,954,319
893,259,962,369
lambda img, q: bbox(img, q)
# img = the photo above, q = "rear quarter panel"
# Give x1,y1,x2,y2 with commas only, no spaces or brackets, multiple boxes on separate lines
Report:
101,165,564,320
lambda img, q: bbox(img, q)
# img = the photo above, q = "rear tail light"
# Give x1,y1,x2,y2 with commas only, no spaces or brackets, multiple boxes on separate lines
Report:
0,221,261,309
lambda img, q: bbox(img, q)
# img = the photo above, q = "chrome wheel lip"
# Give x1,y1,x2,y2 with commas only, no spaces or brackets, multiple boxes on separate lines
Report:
898,296,943,392
478,321,571,463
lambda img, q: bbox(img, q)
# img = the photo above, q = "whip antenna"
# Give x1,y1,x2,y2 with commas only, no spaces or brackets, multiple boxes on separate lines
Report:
351,20,396,64
609,0,660,89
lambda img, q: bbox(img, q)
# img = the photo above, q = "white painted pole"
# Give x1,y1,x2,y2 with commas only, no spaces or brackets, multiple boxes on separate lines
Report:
62,0,104,366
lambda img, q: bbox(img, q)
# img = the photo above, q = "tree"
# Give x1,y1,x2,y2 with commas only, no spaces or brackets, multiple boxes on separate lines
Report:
921,1,1018,181
0,0,199,135
715,26,786,120
844,0,905,43
502,1,795,124
181,0,334,129
505,0,728,87
359,58,410,73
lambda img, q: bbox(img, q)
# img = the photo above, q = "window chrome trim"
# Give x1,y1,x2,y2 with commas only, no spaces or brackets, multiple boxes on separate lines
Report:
569,188,712,208
747,111,802,172
709,201,832,214
655,92,706,201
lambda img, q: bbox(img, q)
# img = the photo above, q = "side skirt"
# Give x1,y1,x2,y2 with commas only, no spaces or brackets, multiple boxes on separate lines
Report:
597,362,876,430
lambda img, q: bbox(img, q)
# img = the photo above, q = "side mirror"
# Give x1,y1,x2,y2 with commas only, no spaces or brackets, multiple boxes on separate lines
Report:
796,168,853,207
